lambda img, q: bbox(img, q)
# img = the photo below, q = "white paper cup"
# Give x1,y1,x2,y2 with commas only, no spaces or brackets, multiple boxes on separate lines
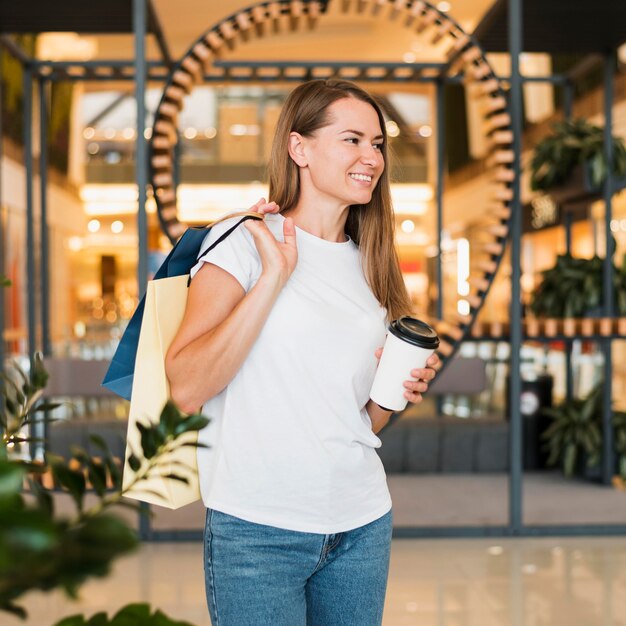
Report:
369,317,439,412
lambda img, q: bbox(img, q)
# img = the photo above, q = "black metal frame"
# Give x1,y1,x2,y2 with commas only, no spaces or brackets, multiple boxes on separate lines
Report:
0,0,624,540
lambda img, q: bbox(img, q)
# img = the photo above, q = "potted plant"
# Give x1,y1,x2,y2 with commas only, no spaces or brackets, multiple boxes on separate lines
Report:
542,384,626,480
530,245,626,322
0,353,207,625
529,118,626,203
542,384,602,478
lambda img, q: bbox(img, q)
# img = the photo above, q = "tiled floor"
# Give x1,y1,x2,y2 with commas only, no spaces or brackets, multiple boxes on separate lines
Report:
10,536,626,626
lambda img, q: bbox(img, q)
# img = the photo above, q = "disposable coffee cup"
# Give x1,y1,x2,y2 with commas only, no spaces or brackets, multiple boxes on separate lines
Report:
369,316,440,412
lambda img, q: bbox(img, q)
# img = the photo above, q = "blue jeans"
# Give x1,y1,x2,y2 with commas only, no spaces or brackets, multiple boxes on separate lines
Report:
203,508,393,626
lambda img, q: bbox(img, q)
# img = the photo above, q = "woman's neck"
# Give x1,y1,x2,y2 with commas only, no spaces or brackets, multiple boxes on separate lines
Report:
284,196,350,244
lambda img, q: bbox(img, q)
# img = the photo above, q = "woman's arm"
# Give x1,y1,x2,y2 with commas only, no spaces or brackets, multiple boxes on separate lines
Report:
166,266,284,413
166,206,297,413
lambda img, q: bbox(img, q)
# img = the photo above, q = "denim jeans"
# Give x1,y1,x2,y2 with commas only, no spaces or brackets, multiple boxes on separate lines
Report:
203,508,393,626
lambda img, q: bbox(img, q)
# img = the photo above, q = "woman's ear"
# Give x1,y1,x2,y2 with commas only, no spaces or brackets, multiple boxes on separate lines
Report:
288,132,307,167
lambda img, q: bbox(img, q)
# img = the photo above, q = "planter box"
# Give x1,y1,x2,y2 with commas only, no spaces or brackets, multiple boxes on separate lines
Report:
547,163,626,206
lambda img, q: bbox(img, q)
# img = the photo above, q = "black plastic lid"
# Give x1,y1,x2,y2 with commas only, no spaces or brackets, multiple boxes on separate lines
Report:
388,316,440,349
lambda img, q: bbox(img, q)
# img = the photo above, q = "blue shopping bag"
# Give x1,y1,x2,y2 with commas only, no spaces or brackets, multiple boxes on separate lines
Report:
102,212,261,401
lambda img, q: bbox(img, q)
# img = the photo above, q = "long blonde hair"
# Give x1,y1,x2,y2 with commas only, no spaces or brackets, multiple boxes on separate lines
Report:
267,79,412,321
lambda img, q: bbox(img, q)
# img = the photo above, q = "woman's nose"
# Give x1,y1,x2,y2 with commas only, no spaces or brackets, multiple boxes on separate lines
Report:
360,146,379,165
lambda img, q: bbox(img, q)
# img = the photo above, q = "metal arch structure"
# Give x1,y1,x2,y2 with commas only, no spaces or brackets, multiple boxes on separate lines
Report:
148,0,515,381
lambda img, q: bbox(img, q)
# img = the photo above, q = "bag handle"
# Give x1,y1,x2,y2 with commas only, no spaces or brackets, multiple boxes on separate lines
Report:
186,212,264,286
196,211,264,264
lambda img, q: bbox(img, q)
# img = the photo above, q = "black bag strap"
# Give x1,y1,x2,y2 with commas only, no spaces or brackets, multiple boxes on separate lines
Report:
187,212,263,286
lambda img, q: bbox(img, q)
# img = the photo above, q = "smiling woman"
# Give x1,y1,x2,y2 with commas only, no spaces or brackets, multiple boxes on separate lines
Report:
163,79,441,626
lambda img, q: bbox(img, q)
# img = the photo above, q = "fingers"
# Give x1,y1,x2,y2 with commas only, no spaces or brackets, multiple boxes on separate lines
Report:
249,198,266,212
248,197,280,215
403,374,432,404
283,216,296,247
405,353,440,404
403,378,427,403
427,353,442,371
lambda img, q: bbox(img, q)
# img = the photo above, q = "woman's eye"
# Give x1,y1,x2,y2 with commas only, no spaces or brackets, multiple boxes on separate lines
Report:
373,143,384,151
345,137,359,144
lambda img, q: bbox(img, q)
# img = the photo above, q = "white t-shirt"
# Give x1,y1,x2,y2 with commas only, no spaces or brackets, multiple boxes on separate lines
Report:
189,213,391,534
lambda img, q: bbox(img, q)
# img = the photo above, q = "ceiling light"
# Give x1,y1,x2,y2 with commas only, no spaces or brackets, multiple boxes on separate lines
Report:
83,127,95,140
37,33,97,61
184,128,198,140
437,1,451,12
401,219,415,233
204,127,217,139
386,120,400,138
103,128,116,140
87,219,101,233
403,52,416,64
87,143,99,155
418,125,432,138
67,236,83,251
122,128,135,140
230,124,248,136
487,546,504,556
111,220,124,234
457,300,470,316
144,128,152,139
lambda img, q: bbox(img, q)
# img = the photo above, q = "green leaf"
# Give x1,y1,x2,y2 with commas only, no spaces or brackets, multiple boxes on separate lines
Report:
26,476,54,516
54,616,88,626
162,473,189,484
127,453,141,472
137,423,158,460
563,443,577,477
174,414,209,436
88,434,110,454
0,460,26,497
106,456,122,489
0,602,27,619
109,602,150,623
159,401,182,437
87,612,109,626
87,459,108,497
51,461,86,511
30,353,49,390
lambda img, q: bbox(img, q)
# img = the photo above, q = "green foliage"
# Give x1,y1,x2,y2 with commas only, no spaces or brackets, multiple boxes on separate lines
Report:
0,357,208,624
0,36,36,147
53,603,196,626
542,384,626,478
0,275,10,288
530,118,626,192
530,251,626,318
0,354,58,457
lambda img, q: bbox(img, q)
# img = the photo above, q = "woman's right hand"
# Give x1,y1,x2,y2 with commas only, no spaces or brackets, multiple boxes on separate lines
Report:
244,198,298,288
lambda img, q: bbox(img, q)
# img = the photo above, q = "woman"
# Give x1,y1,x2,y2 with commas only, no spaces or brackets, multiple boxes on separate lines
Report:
165,79,439,626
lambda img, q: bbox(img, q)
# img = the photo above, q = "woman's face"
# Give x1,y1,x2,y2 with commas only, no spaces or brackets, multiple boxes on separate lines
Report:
297,97,385,208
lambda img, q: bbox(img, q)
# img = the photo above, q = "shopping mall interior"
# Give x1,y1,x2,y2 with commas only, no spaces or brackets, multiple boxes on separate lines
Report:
2,0,626,624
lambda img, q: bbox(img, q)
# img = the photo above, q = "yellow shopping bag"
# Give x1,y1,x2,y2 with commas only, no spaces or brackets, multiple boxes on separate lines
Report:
120,212,262,509
122,274,200,508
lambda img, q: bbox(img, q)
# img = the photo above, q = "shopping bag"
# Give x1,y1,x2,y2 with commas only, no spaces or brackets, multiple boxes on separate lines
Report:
102,212,261,400
110,211,262,508
122,274,197,508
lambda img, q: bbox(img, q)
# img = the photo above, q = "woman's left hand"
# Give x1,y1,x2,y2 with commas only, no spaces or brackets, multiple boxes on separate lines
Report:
373,348,441,405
